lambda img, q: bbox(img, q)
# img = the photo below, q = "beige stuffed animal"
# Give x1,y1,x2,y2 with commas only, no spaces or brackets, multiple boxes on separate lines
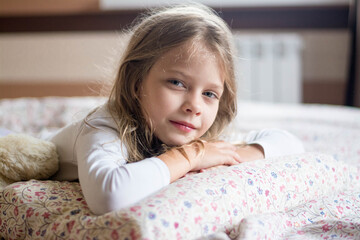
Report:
0,134,59,189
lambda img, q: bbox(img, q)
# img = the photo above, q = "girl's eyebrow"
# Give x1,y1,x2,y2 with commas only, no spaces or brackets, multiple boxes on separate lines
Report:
167,69,224,92
208,83,224,93
166,69,190,78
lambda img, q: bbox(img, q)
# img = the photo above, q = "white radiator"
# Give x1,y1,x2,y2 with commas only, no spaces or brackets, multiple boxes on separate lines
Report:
234,33,303,103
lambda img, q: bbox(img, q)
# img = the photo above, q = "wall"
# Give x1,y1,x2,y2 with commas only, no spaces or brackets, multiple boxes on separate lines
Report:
302,30,350,104
0,0,99,15
0,0,351,104
0,30,349,104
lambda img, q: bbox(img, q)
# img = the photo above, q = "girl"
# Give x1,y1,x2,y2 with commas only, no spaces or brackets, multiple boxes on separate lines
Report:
48,3,304,215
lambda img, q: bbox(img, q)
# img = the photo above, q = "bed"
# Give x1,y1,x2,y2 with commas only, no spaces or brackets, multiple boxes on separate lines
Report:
0,96,359,240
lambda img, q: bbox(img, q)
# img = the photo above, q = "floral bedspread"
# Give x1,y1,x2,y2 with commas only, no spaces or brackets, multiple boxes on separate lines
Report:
1,97,360,240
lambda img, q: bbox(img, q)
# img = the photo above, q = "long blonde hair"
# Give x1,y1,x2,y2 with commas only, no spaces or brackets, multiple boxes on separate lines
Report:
107,3,237,162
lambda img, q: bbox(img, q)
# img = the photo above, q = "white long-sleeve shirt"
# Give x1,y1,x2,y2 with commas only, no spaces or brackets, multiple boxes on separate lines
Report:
48,104,304,215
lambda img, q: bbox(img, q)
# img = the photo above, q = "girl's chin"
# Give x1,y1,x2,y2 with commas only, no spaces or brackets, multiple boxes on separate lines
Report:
161,136,195,147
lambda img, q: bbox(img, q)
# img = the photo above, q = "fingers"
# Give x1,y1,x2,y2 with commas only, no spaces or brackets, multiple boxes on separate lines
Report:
218,147,242,164
227,156,242,165
190,140,244,171
204,141,243,164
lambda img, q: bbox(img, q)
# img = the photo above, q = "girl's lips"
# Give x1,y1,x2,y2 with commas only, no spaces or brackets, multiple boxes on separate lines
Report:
170,120,195,133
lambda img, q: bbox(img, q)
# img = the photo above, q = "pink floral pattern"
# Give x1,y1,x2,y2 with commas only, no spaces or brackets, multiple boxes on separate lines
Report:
0,97,360,239
236,189,360,239
0,153,358,239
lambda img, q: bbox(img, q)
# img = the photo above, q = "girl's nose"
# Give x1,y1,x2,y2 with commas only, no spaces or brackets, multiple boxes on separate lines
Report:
182,95,201,116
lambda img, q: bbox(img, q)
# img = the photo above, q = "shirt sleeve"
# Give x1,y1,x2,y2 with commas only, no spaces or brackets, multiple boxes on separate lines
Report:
244,128,305,158
76,124,170,215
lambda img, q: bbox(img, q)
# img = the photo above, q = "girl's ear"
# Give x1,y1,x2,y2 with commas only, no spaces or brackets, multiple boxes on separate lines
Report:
134,80,144,100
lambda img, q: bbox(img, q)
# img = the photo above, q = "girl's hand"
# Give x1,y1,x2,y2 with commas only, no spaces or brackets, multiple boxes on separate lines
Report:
234,143,265,162
159,140,241,182
159,141,264,182
188,141,242,171
194,143,265,172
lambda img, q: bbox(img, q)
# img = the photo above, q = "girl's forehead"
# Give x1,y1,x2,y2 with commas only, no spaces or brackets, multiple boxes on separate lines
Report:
161,41,218,64
150,41,225,86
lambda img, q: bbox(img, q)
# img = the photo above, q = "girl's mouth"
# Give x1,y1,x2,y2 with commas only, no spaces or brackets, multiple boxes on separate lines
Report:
170,120,195,133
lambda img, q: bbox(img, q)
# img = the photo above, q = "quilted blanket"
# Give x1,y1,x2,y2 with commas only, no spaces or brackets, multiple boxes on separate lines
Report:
0,97,359,240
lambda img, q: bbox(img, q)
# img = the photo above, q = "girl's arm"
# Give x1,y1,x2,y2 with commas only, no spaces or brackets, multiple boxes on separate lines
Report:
77,124,302,214
75,124,171,215
159,128,304,182
158,142,264,183
49,106,172,215
243,128,305,157
158,141,243,182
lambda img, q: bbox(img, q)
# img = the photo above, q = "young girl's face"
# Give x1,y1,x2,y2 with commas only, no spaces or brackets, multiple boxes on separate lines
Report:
139,42,224,146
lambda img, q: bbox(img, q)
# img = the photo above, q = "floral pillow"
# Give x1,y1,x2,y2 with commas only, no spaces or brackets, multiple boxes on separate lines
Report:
0,152,357,239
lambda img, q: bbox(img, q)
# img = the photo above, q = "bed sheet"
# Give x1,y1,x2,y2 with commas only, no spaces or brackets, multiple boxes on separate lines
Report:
0,97,359,240
224,101,360,168
0,97,106,136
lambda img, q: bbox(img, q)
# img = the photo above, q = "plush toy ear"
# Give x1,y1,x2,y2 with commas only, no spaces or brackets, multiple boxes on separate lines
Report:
0,134,59,189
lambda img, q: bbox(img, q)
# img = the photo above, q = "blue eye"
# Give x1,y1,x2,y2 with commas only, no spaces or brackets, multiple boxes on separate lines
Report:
203,91,218,99
168,79,185,88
